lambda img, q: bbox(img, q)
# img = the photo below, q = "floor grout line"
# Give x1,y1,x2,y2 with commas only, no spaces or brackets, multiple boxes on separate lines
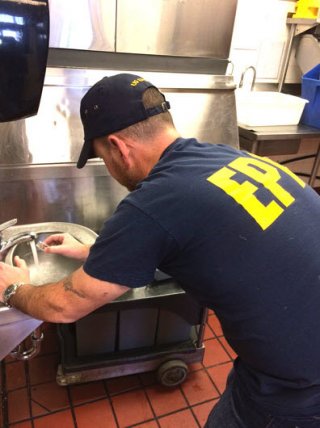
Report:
3,316,234,428
103,379,121,428
25,360,35,428
66,384,78,428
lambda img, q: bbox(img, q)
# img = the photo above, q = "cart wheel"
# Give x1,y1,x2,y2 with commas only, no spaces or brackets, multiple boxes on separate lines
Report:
157,360,189,387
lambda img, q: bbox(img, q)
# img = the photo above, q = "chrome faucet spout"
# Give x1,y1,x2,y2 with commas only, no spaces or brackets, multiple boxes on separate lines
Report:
0,231,37,261
239,66,257,91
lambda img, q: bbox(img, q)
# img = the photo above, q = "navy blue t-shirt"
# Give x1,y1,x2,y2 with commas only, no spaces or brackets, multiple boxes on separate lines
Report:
84,137,320,416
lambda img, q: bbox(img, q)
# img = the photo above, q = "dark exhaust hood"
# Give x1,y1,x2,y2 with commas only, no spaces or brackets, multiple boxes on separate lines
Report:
0,0,49,122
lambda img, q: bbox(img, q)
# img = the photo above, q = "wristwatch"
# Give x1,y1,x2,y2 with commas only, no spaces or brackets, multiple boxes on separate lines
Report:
2,282,24,308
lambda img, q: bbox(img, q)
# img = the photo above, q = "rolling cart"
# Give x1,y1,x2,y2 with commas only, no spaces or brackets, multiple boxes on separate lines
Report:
56,277,207,387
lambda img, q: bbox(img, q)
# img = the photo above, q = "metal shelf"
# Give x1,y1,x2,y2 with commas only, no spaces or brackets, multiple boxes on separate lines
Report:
47,48,229,76
278,18,320,92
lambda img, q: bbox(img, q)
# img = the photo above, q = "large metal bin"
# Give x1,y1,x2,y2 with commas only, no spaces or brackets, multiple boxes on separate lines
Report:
56,278,207,387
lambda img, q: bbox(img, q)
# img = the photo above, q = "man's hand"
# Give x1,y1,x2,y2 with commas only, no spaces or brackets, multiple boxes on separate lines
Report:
42,233,91,261
0,256,30,302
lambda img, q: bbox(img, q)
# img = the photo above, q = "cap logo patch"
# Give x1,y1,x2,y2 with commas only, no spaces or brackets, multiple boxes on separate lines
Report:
130,77,145,87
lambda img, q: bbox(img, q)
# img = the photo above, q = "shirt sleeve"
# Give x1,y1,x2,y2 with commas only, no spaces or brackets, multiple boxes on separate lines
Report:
83,200,179,287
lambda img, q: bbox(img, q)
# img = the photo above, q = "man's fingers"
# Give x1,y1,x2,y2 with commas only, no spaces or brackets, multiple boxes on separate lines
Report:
14,256,28,269
43,234,65,246
44,245,63,254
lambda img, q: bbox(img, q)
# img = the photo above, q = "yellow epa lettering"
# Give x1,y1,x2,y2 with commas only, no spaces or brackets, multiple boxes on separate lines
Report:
130,77,145,87
207,155,305,230
249,153,306,189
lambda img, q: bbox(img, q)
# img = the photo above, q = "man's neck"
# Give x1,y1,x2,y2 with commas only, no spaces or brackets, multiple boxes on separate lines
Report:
145,129,180,170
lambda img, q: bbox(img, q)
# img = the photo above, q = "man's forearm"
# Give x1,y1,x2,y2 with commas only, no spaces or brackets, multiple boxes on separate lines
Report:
9,273,89,323
2,266,130,323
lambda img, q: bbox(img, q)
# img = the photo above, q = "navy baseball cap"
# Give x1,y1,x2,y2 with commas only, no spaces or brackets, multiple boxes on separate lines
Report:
77,73,170,168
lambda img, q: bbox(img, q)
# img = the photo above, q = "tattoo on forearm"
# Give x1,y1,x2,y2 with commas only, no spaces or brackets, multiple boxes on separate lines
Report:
63,274,86,299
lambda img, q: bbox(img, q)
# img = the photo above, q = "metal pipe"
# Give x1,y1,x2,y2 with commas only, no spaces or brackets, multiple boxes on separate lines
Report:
309,141,320,186
278,23,296,92
239,66,256,91
10,327,44,361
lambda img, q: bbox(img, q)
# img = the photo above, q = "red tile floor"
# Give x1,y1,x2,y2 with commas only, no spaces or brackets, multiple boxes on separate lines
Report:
1,311,237,428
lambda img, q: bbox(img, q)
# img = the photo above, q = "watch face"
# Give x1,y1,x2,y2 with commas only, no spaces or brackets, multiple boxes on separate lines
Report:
4,284,14,301
3,283,20,307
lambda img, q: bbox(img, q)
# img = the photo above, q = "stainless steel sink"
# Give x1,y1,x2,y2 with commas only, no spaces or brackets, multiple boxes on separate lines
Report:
0,222,97,361
11,241,82,285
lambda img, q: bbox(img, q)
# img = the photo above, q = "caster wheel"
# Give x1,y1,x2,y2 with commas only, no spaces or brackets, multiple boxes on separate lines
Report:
157,360,188,387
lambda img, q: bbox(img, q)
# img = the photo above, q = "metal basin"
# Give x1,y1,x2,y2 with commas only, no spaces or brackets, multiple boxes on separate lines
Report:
4,222,97,278
0,221,97,361
8,233,83,285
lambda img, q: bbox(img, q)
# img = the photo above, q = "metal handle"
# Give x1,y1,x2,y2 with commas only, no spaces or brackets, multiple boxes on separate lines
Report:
0,218,17,234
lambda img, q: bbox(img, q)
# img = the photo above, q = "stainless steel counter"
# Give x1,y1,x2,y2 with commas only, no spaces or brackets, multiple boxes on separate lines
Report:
239,124,320,141
238,124,320,187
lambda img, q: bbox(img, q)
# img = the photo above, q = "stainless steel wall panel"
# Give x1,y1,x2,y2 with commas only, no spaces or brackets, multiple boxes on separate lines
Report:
47,0,237,58
48,0,116,51
166,89,238,146
116,0,237,58
0,68,238,230
0,69,237,165
0,166,128,232
0,86,85,165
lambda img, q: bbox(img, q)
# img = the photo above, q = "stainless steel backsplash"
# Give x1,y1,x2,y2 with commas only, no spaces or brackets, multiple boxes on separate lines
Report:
0,69,238,231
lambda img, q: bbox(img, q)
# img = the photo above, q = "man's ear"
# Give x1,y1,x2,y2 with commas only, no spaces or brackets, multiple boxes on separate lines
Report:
108,135,131,168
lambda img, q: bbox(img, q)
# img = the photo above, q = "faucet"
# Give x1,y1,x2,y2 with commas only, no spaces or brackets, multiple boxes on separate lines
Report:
239,66,257,91
0,219,37,261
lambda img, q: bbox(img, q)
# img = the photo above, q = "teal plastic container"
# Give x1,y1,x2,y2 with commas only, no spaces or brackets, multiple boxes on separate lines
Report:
301,64,320,129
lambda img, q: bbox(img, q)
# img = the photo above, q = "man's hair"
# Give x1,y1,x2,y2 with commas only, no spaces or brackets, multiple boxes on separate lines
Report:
115,87,175,140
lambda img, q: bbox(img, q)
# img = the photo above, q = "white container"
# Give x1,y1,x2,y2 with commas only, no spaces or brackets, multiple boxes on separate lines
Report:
236,90,309,127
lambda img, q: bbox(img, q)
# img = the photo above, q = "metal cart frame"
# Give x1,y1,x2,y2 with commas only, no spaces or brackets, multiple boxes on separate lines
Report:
56,280,207,387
